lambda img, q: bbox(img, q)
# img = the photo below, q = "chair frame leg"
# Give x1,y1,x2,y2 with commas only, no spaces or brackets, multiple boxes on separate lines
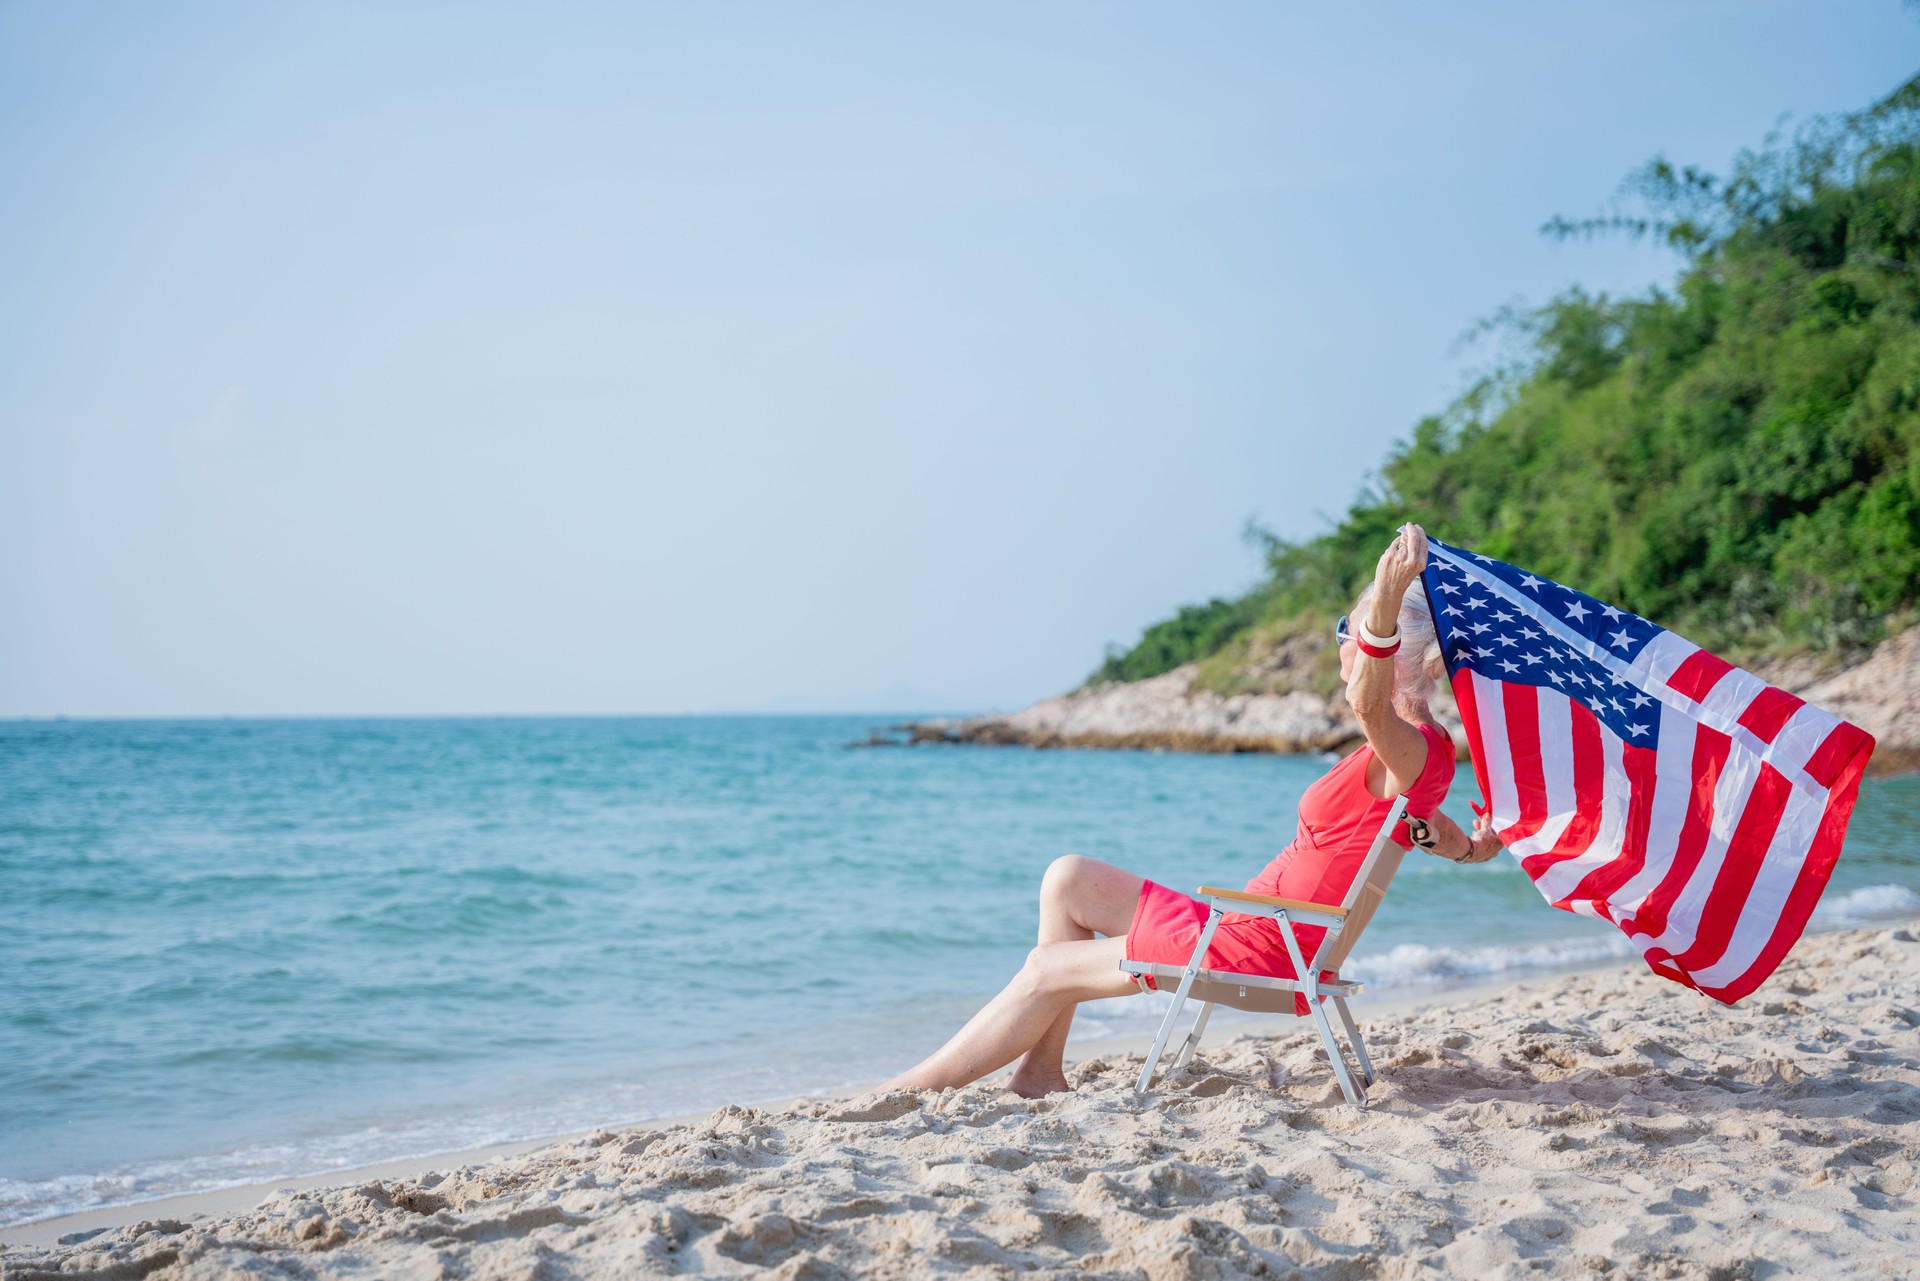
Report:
1134,908,1225,1098
1275,910,1366,1107
1333,996,1374,1087
1173,1001,1215,1070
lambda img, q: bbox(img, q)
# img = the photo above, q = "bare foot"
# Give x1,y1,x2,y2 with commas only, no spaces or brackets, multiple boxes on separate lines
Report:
1005,1070,1072,1098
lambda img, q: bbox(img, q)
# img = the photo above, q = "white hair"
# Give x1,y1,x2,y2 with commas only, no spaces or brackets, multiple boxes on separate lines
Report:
1352,579,1445,705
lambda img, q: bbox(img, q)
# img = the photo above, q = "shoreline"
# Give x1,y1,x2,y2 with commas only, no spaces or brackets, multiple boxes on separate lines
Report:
8,923,1916,1278
0,960,1622,1251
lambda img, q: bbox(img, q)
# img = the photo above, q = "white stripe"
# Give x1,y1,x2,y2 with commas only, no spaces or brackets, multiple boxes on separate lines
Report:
1765,701,1843,779
1685,789,1828,991
1504,687,1576,860
1532,721,1630,906
1426,545,1829,799
1696,666,1768,722
1469,671,1522,837
1608,710,1706,918
1635,630,1701,688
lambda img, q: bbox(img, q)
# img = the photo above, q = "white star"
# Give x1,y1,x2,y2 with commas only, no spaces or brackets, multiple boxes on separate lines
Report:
1469,621,1492,635
1522,652,1543,666
1601,604,1623,621
1564,599,1591,623
1469,596,1491,610
1473,551,1496,563
1494,609,1514,623
1495,634,1518,648
1610,673,1629,687
1518,573,1545,591
1438,581,1460,594
1499,659,1521,674
1520,626,1540,640
1607,629,1633,650
1609,698,1626,714
1628,723,1650,737
1547,670,1565,685
1630,691,1652,708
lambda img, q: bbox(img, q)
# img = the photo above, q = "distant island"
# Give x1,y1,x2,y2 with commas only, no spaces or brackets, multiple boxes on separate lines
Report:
893,74,1920,772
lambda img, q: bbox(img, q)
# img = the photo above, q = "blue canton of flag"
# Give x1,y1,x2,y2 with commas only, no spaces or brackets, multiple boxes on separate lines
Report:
1425,539,1666,747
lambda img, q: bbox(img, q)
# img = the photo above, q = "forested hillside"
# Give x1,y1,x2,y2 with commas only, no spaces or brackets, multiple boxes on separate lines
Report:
1096,75,1920,693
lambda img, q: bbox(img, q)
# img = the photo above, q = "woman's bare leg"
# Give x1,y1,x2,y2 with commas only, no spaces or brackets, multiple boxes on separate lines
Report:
1005,856,1145,1096
879,856,1145,1096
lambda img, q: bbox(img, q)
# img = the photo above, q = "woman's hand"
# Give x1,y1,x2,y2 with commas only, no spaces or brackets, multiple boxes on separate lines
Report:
1410,809,1504,864
1457,808,1503,864
1366,523,1429,637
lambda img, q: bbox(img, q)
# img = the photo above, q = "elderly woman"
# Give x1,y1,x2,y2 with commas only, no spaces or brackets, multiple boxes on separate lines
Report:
879,523,1502,1098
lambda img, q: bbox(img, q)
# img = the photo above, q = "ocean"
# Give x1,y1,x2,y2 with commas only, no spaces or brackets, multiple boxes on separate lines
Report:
3,715,1916,1227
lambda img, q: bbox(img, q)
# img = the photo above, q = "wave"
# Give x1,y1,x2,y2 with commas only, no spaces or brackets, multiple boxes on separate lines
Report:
1811,882,1920,926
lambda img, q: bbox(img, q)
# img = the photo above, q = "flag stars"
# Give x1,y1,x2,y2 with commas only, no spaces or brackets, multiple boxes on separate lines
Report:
1630,691,1653,708
1564,599,1592,623
1522,652,1543,666
1601,604,1623,622
1607,629,1634,650
1518,573,1545,591
1628,723,1650,737
1499,659,1521,674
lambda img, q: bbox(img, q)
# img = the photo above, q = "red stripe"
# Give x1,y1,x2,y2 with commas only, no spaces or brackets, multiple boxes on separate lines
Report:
1669,762,1794,981
1622,725,1731,941
1668,649,1734,703
1521,699,1604,877
1451,670,1493,816
1707,735,1874,1003
1499,682,1549,848
1566,739,1659,910
1803,722,1876,789
1736,686,1805,744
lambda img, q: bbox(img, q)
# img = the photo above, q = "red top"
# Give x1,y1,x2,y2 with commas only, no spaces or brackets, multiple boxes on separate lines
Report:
1245,722,1456,908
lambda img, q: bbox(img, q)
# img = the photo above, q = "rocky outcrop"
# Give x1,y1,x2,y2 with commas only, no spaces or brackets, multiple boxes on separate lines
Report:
898,625,1920,773
904,666,1467,758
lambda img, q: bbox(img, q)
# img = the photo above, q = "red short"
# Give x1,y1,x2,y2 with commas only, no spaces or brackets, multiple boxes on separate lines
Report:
1123,879,1335,1016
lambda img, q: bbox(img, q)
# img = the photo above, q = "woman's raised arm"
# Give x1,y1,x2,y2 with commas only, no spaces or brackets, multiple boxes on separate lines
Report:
1345,523,1432,797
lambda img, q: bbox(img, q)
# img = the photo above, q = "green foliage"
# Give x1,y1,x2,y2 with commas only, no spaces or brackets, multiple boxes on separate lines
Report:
1094,74,1920,684
1090,593,1271,685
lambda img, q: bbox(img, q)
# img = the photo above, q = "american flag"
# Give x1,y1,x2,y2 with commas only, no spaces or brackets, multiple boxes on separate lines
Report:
1421,538,1876,1005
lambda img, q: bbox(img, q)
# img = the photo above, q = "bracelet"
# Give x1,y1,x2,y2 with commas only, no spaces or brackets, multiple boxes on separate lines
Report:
1356,636,1401,659
1358,619,1400,648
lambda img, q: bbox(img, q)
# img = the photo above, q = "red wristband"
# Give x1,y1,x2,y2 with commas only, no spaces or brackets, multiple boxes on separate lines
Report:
1357,637,1401,659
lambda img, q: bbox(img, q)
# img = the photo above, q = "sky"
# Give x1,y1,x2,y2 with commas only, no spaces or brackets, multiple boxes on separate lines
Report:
3,2,1916,717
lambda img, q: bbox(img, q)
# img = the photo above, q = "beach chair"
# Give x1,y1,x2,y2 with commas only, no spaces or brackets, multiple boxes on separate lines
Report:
1123,795,1408,1107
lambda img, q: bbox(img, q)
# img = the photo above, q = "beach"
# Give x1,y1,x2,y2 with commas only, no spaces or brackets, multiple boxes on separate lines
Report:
7,924,1916,1280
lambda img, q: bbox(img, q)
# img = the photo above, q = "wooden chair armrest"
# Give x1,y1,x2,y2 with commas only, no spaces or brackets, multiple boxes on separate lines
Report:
1196,886,1350,919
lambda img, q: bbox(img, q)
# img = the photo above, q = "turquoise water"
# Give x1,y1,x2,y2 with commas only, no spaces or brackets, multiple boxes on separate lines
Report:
4,716,1916,1226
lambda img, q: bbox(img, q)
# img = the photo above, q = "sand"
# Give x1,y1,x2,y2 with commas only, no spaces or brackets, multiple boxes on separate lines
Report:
5,925,1917,1280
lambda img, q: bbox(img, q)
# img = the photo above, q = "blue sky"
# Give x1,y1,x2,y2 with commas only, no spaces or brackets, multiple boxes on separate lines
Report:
3,2,1915,716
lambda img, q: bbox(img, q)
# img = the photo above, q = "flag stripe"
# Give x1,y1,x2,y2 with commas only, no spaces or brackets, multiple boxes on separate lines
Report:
1804,722,1875,790
1668,649,1734,703
1499,678,1549,849
1737,686,1805,743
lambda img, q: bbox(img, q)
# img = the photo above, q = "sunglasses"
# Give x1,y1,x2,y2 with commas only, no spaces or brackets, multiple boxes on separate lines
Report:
1335,613,1352,645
